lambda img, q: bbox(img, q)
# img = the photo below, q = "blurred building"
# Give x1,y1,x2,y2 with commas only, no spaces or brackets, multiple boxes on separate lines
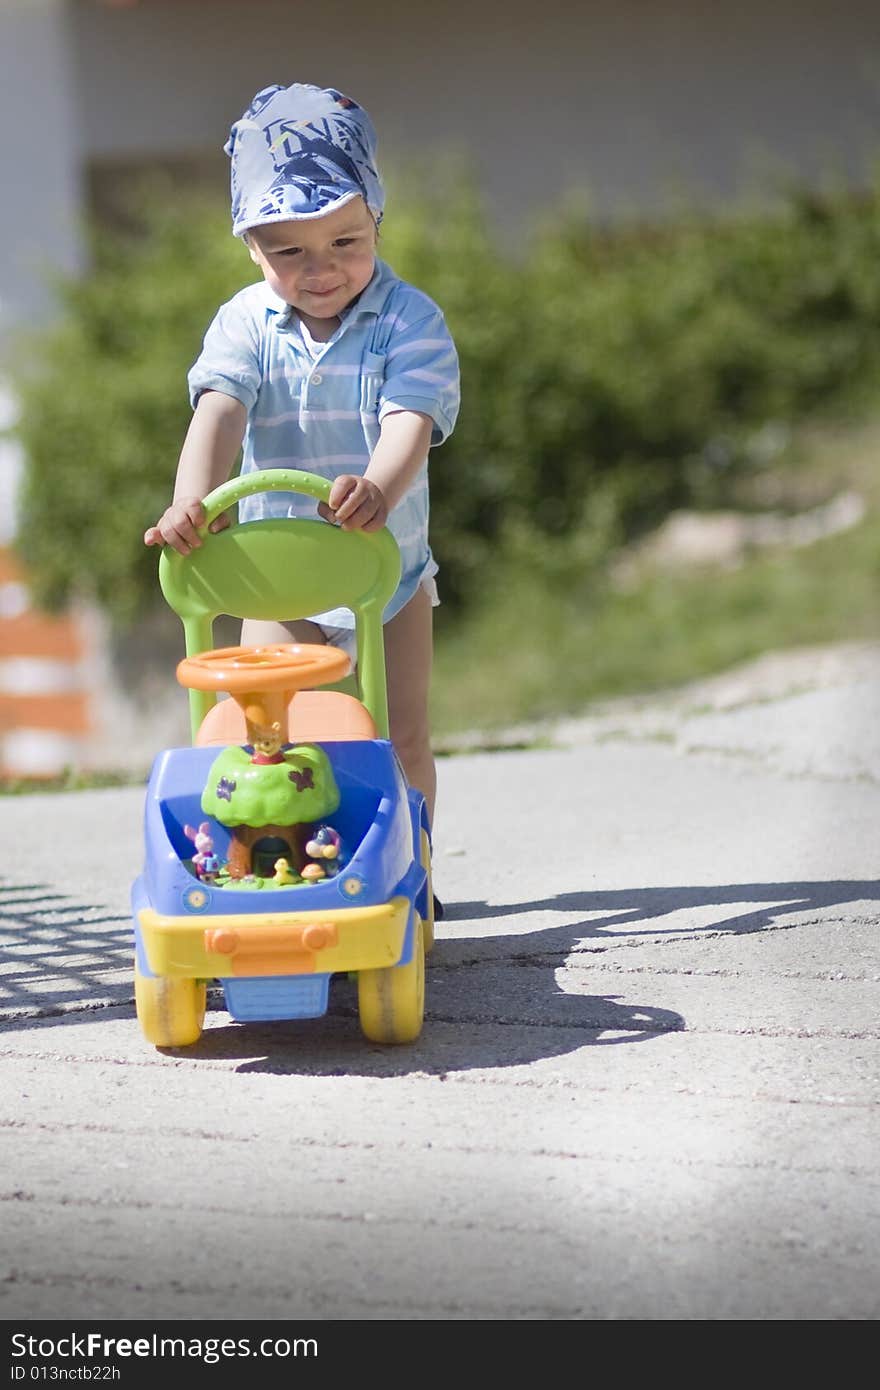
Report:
2,0,880,776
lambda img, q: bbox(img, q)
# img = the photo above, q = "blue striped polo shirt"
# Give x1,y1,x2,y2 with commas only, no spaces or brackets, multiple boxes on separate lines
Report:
187,257,460,628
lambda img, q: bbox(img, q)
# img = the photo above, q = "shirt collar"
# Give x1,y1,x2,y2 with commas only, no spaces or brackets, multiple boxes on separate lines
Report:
262,258,395,331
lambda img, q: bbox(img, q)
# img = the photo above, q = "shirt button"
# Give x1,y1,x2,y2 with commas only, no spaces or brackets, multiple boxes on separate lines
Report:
311,373,323,386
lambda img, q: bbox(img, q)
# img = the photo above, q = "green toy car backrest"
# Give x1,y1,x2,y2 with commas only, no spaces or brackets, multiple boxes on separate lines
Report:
158,469,401,742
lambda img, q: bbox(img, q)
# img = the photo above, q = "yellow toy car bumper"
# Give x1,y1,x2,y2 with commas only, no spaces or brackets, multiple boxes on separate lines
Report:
137,895,411,979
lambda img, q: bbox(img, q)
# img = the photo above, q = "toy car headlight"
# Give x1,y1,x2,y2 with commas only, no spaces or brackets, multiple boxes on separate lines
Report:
339,873,365,899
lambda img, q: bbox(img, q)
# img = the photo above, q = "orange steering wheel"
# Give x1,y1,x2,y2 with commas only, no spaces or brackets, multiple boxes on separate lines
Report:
177,643,351,695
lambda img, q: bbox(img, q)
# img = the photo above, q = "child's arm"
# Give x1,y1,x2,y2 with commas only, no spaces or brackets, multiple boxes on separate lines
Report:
144,391,247,555
320,409,433,532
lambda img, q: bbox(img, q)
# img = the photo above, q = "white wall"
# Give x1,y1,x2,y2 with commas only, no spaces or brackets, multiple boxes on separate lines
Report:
0,0,84,335
3,0,880,331
68,0,880,234
0,0,85,569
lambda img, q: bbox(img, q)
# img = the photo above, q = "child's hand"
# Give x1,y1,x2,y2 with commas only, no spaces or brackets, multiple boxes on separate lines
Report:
143,497,230,555
319,475,389,532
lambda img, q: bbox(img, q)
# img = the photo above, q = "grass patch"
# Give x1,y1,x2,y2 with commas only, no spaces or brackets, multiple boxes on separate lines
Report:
431,421,880,734
0,768,147,796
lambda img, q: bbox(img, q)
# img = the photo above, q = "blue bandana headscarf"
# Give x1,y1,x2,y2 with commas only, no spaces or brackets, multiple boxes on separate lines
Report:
225,83,385,237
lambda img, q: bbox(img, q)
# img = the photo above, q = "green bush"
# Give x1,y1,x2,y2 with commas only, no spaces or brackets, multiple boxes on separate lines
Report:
9,166,880,624
7,184,254,621
381,170,880,608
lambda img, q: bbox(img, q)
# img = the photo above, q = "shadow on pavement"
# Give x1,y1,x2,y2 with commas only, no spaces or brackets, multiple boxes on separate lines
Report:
0,881,132,1020
443,878,880,941
1,878,876,1078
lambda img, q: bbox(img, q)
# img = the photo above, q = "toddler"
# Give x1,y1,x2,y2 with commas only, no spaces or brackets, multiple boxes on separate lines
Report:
145,83,460,889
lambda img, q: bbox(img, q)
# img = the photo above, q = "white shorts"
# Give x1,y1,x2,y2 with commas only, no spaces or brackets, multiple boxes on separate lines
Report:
317,574,439,667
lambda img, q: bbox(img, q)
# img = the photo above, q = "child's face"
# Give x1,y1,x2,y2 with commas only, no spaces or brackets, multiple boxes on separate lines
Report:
246,197,377,320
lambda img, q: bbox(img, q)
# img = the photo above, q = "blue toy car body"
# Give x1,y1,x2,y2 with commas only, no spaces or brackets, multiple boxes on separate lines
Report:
132,738,433,1045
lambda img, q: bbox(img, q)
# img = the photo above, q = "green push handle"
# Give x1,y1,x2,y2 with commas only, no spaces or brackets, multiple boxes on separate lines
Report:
199,468,333,534
173,466,399,740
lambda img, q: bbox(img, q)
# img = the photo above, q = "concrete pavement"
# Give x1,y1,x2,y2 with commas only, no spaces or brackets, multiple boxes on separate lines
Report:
1,641,878,1320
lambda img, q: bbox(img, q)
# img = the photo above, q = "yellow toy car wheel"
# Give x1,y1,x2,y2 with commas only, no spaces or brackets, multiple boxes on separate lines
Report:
420,828,435,954
134,962,206,1047
357,913,424,1044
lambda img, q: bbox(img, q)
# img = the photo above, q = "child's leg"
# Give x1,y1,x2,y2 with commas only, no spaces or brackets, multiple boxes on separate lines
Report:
383,585,436,827
240,618,325,645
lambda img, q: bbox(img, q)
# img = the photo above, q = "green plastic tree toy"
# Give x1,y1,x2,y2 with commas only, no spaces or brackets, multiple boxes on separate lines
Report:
177,642,350,884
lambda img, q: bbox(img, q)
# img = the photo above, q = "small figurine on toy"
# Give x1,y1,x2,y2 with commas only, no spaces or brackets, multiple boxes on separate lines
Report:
199,851,221,882
272,857,300,886
250,718,285,765
304,824,347,880
183,822,219,880
201,700,340,881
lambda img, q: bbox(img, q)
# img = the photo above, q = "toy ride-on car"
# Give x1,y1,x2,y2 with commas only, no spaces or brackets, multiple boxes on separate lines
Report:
130,468,435,1049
